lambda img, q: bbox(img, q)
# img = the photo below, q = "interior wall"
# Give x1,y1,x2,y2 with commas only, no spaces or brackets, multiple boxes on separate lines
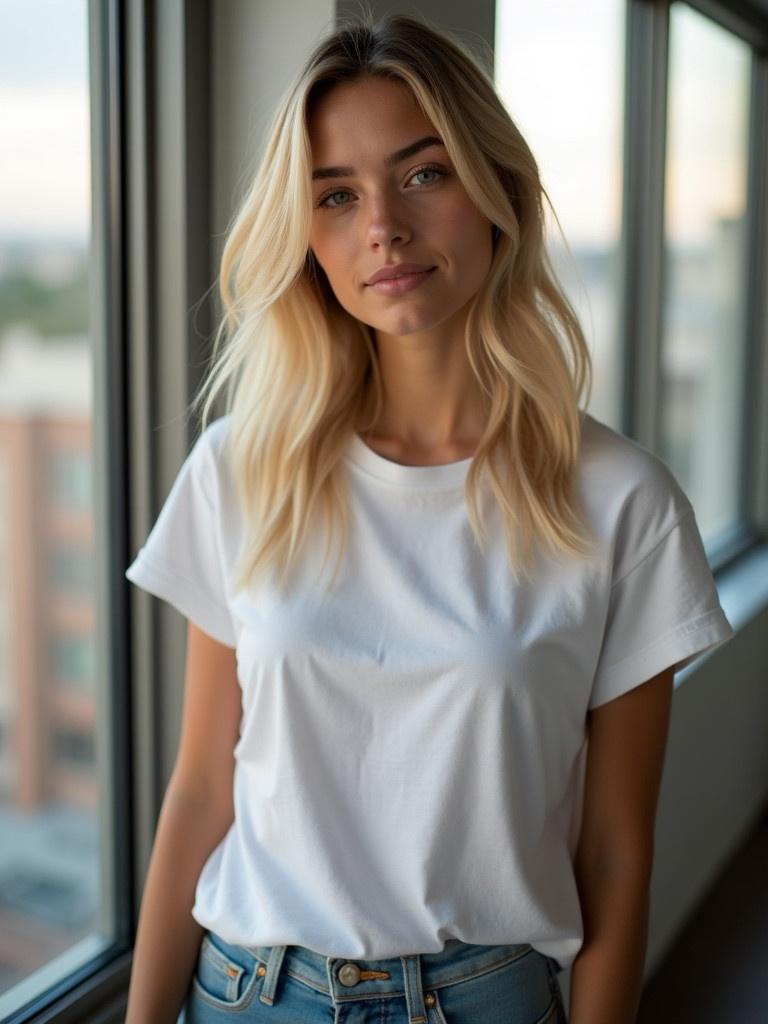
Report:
336,0,496,76
210,0,336,276
648,613,768,969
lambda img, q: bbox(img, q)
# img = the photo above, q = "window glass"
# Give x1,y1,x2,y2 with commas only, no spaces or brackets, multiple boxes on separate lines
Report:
661,3,751,541
494,0,626,429
50,635,97,692
0,0,100,1008
48,545,95,596
50,449,92,513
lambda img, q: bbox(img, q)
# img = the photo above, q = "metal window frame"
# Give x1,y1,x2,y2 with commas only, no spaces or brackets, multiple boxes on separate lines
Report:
621,0,670,450
623,0,768,573
6,0,213,1021
3,1,134,1023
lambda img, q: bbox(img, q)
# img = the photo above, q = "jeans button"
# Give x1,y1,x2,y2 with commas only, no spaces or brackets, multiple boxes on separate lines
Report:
338,962,362,986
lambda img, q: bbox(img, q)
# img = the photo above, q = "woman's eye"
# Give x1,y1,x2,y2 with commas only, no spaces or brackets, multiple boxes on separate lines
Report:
319,189,352,209
315,165,446,210
410,166,444,186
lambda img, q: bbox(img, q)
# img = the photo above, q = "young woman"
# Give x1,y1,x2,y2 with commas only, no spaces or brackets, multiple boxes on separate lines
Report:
124,12,734,1024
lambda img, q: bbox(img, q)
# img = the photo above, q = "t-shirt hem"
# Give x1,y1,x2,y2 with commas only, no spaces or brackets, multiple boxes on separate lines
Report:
125,555,237,648
588,606,734,710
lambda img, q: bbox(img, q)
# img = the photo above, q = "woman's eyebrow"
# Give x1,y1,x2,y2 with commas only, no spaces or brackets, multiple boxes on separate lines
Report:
311,135,445,181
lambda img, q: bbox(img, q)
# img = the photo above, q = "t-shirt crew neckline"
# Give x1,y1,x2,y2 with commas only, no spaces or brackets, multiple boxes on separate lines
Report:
345,432,473,491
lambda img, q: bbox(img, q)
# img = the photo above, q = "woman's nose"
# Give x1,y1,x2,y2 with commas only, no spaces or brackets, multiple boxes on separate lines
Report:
364,194,412,246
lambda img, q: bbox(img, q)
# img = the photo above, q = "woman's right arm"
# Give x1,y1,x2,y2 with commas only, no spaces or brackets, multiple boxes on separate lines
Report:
124,621,242,1024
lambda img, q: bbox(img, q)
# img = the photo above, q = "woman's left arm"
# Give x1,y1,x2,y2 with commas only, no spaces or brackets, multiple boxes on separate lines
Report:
569,666,675,1024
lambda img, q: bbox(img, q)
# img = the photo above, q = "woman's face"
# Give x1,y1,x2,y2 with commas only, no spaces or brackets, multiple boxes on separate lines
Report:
307,75,494,339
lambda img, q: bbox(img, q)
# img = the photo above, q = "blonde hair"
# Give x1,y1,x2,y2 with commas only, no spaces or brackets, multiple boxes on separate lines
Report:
191,9,596,593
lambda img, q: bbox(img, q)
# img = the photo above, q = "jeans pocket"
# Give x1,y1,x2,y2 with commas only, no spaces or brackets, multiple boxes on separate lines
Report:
534,998,562,1024
429,948,556,1024
191,931,262,1009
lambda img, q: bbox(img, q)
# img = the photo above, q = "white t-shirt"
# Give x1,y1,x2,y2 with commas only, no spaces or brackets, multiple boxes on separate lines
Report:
125,411,734,970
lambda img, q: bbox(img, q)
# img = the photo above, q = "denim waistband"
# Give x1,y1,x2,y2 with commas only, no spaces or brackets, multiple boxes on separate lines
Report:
230,935,535,1017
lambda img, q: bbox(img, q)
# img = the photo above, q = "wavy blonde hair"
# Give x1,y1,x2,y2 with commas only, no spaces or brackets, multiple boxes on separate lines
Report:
191,9,596,593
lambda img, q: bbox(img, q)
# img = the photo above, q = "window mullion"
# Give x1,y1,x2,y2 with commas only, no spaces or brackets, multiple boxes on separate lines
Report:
621,0,671,450
742,51,768,537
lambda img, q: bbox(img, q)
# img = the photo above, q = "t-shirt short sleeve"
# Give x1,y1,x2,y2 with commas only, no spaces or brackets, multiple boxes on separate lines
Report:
125,424,237,648
588,505,735,711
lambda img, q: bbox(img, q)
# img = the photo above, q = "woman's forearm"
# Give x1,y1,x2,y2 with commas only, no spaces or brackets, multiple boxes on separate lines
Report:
124,782,234,1024
568,860,652,1024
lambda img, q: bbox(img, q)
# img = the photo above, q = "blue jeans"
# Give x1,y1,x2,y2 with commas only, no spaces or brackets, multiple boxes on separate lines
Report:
181,929,567,1023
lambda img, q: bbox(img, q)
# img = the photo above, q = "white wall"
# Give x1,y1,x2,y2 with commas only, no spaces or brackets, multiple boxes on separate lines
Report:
211,0,336,271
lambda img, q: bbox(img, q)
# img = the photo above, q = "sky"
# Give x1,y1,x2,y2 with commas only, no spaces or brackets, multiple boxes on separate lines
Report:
0,0,89,242
0,0,752,249
495,0,750,248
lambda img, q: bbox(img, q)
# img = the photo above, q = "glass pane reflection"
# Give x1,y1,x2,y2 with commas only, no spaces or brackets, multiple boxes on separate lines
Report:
0,0,98,1004
494,0,626,429
661,4,751,542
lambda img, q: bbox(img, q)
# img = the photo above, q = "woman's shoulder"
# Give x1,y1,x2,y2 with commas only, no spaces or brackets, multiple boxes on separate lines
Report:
192,414,234,477
577,411,693,567
190,414,238,516
579,411,690,509
196,413,233,455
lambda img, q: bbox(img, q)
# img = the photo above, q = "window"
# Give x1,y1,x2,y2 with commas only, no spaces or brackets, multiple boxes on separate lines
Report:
494,0,763,560
53,727,96,771
48,545,95,596
494,0,627,430
50,635,97,692
660,4,752,542
49,449,93,513
0,0,112,1017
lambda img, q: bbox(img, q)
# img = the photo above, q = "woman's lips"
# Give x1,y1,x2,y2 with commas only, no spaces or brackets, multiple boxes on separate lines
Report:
366,267,436,296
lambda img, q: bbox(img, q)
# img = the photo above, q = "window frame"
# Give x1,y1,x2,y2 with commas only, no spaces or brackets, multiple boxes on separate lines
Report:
623,0,768,573
3,0,213,1020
